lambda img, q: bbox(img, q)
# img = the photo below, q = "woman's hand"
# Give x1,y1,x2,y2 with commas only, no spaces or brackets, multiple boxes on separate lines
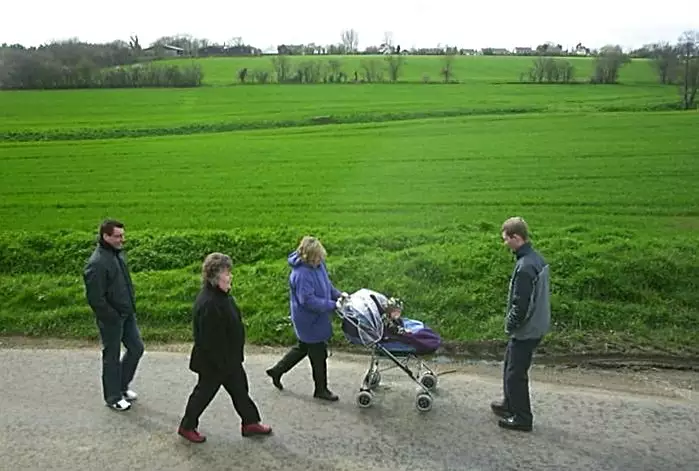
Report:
335,292,350,310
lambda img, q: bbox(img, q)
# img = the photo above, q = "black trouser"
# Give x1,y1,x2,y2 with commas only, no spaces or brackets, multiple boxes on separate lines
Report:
180,362,261,430
503,337,541,425
96,313,144,405
269,341,329,393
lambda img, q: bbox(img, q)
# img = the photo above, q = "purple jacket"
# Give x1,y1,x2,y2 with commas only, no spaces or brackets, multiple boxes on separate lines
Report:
288,251,341,343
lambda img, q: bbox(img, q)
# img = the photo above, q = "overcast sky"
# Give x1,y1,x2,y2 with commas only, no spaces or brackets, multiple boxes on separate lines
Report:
3,0,697,51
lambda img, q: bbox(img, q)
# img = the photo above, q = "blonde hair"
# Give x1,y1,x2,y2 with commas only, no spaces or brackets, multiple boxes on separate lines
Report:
501,217,530,241
296,236,327,265
201,252,232,286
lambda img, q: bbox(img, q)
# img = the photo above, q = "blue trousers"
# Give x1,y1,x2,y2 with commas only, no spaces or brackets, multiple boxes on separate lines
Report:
96,314,144,405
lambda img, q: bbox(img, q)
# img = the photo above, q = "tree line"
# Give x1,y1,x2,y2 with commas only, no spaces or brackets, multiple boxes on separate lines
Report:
515,33,698,109
0,38,203,89
0,30,697,109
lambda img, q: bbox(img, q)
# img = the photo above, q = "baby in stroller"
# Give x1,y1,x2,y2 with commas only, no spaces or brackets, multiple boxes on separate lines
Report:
374,294,406,336
336,288,442,411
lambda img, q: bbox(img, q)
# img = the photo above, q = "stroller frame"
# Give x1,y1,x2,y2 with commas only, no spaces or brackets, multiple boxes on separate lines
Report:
338,304,440,412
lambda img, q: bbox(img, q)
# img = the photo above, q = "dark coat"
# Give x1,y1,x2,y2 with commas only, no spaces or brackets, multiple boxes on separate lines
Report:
505,242,551,340
83,239,136,320
188,283,246,378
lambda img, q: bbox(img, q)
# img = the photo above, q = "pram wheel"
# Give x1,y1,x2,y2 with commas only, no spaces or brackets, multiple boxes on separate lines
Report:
356,390,374,408
419,373,438,391
415,393,433,412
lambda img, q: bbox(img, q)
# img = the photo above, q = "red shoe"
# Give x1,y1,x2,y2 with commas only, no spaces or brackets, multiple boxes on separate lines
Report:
241,423,273,437
178,426,206,443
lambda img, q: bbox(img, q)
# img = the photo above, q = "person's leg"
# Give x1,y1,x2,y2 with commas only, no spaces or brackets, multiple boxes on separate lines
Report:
266,341,308,390
96,316,126,407
500,337,541,430
491,338,513,417
222,363,272,437
179,372,221,438
308,342,337,401
120,313,145,399
222,363,262,425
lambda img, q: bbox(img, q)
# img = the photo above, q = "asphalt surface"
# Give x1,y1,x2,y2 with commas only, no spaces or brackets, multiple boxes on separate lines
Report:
1,346,698,471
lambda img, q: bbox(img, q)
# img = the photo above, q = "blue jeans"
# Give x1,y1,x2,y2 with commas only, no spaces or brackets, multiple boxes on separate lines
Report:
96,313,145,405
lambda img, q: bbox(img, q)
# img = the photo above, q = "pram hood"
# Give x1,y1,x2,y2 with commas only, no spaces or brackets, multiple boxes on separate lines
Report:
338,288,443,354
337,288,389,345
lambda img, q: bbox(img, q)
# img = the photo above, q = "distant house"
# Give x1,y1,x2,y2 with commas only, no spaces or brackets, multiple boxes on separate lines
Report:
574,43,591,56
198,45,262,56
514,47,534,55
483,48,510,55
142,44,184,57
277,44,307,55
460,48,477,55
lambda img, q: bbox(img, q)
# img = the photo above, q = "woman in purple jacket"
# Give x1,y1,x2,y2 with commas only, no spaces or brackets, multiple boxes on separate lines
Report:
266,236,347,401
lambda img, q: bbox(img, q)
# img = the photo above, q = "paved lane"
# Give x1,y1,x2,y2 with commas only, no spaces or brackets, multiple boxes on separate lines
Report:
1,347,697,470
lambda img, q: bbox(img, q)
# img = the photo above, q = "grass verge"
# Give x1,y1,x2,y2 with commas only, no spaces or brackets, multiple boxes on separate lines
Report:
1,226,697,359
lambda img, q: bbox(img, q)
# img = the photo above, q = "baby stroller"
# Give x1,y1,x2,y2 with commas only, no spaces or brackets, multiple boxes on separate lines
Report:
336,288,442,412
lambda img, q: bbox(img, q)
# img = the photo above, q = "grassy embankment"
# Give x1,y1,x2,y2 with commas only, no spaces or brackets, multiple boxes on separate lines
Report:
1,55,697,358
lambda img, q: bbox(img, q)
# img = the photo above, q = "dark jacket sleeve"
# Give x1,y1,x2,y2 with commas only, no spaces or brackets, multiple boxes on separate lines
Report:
506,264,536,333
199,302,235,374
84,257,120,319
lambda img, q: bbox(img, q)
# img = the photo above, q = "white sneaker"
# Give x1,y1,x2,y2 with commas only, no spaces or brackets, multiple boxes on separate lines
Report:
108,399,132,411
122,390,138,402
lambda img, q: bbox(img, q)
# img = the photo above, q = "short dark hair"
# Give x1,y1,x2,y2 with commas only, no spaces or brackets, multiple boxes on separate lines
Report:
99,219,124,238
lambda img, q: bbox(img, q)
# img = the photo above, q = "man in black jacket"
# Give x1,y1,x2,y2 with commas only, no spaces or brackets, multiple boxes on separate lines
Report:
178,252,272,443
491,217,551,432
83,219,144,411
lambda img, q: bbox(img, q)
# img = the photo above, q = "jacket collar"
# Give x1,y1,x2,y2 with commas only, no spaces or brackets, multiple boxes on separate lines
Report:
514,242,533,259
204,282,229,297
99,238,121,254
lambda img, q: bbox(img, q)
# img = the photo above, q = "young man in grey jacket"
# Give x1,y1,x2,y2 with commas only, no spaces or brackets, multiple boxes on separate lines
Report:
491,217,551,432
83,219,144,411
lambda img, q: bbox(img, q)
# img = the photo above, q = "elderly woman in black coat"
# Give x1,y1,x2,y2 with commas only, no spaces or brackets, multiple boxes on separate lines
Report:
177,252,272,443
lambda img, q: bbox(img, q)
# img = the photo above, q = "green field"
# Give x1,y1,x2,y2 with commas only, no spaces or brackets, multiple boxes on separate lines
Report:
1,55,698,358
159,55,660,86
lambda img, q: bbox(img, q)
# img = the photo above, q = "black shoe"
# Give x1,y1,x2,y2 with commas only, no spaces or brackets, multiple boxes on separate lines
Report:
490,401,511,418
313,390,339,401
498,416,532,432
266,369,283,390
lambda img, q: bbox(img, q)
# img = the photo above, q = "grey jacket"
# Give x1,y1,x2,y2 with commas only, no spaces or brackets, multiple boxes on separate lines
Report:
83,240,136,320
505,243,551,340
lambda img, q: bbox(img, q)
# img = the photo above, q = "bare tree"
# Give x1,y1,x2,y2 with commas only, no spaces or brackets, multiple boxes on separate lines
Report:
340,29,359,54
381,32,395,54
385,54,405,82
271,55,292,82
591,45,631,84
360,58,383,82
129,35,141,52
441,49,457,83
525,57,575,83
227,37,244,48
648,42,679,84
677,30,699,109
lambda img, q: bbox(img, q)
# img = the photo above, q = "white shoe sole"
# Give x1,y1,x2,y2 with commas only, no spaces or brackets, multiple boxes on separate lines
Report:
108,399,132,411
